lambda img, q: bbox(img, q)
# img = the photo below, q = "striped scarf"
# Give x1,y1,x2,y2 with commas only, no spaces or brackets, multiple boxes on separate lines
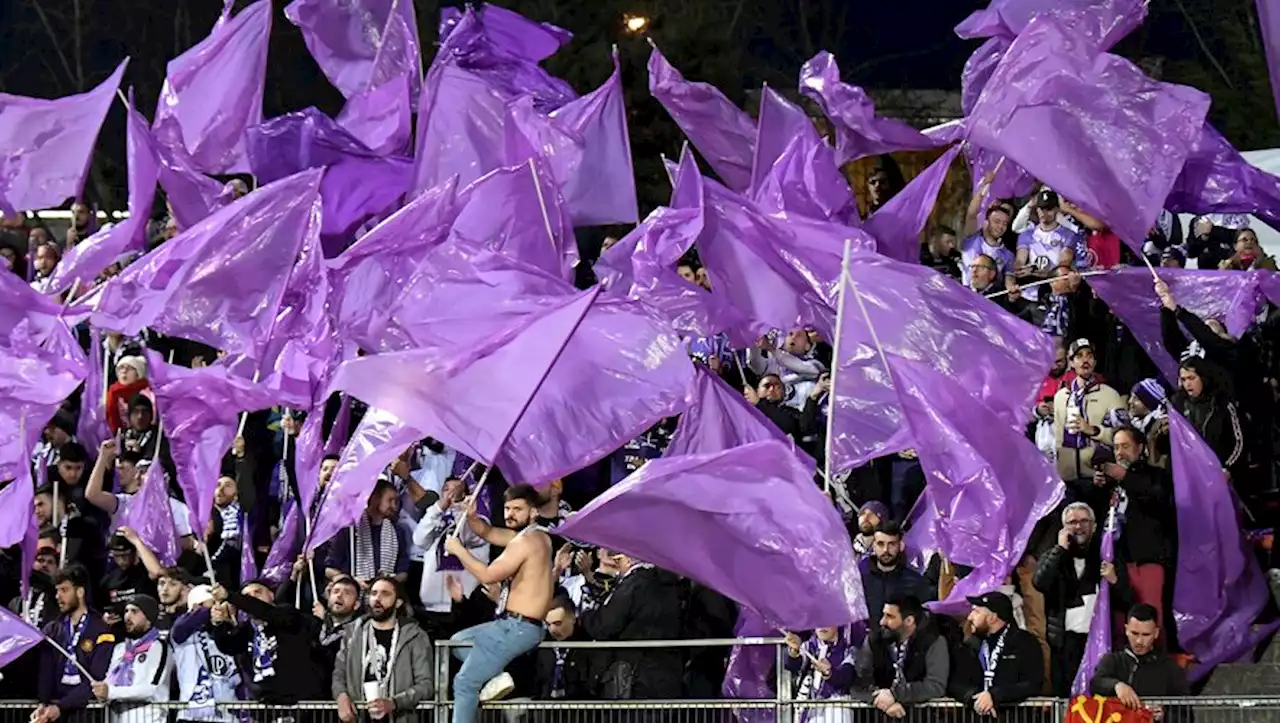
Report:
353,514,399,581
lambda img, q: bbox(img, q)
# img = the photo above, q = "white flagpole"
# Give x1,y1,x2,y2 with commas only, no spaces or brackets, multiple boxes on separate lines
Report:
822,241,854,495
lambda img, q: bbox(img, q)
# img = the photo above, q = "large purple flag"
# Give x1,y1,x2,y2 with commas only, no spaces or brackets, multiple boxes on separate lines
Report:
0,272,71,346
648,44,755,192
966,15,1210,244
863,146,962,262
153,0,270,174
0,60,126,215
829,250,1054,474
246,108,412,255
1262,0,1280,122
285,0,422,103
799,52,941,164
155,138,227,232
338,70,413,157
749,88,856,225
112,458,180,567
0,324,89,483
307,408,420,551
1072,507,1117,694
958,40,1036,203
956,0,1147,51
1087,268,1263,385
722,609,777,721
76,328,111,453
1168,408,1269,663
0,607,43,670
750,87,817,194
49,99,161,294
147,353,290,539
262,503,301,586
91,169,324,359
438,4,572,60
559,440,865,630
1165,123,1280,231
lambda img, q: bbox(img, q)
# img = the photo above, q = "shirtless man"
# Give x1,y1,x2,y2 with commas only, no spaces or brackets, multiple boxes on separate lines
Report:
444,483,552,723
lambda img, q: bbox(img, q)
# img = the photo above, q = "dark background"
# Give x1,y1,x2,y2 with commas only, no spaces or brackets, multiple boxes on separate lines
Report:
0,0,1274,215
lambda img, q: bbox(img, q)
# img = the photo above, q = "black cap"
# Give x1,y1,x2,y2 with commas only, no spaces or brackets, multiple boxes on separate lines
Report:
966,591,1016,624
107,534,134,553
126,595,160,624
1067,338,1093,359
1035,188,1060,210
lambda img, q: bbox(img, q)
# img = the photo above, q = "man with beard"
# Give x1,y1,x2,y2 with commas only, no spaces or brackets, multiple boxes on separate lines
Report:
1054,340,1124,512
1033,502,1132,697
209,580,326,704
851,502,889,559
316,576,362,680
0,543,61,697
447,484,553,723
35,565,116,723
93,596,171,723
861,594,949,717
860,522,935,624
948,592,1044,717
334,576,434,723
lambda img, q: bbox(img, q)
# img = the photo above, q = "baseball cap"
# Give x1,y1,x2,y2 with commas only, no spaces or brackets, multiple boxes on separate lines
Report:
1035,188,1060,210
1161,247,1186,265
966,591,1016,624
107,534,134,553
1068,338,1093,359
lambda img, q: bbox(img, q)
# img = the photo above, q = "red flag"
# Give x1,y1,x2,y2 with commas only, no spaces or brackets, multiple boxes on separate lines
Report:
1065,695,1154,723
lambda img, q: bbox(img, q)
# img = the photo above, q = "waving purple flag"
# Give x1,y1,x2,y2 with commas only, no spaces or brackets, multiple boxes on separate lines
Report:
648,44,755,192
958,40,1036,203
155,139,227,232
76,329,111,453
0,607,42,670
1262,0,1280,121
0,443,35,560
863,146,961,262
113,459,180,567
286,0,422,102
749,88,856,225
154,0,270,174
799,52,941,164
560,440,864,629
49,99,160,294
0,325,89,483
966,16,1210,244
339,72,413,157
91,169,324,359
308,407,420,551
722,609,777,722
0,272,70,347
1087,268,1263,385
956,0,1147,50
147,353,290,539
1168,408,1269,663
830,251,1054,474
750,87,816,194
439,4,572,59
262,504,301,586
1072,507,1117,694
1166,123,1280,231
0,60,126,215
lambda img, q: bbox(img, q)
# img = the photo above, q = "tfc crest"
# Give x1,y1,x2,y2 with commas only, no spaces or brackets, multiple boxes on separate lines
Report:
1065,695,1154,723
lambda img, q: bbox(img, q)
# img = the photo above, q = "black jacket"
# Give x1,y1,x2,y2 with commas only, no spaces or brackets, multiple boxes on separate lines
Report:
211,590,327,704
535,628,596,700
578,566,685,699
1033,542,1132,649
867,618,949,704
860,560,936,625
755,398,821,448
1090,648,1189,698
1115,462,1176,565
947,625,1044,708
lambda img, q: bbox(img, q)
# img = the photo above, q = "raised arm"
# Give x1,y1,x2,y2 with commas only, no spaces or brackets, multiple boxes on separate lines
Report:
84,439,120,515
464,496,515,548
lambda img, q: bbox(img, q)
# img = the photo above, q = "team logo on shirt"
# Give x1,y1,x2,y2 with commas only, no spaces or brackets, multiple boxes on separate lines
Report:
81,639,94,653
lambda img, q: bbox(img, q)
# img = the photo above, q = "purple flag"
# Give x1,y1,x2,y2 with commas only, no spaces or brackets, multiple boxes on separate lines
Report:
1087,268,1263,385
49,98,160,294
722,609,778,723
799,52,942,164
112,459,180,567
153,0,270,174
76,328,111,453
0,272,72,346
829,250,1054,474
339,71,413,157
307,408,421,551
1072,508,1117,694
147,353,290,539
667,367,814,471
559,440,865,630
438,4,572,60
1262,0,1280,122
1168,408,1269,663
1165,123,1280,231
966,15,1210,244
155,138,228,232
240,515,259,584
956,0,1147,51
285,0,422,103
863,146,962,262
648,44,755,192
958,38,1036,203
0,60,126,215
262,503,301,587
0,607,43,670
91,169,324,359
1264,271,1280,308
0,439,35,556
749,88,856,225
750,87,816,194
0,325,89,483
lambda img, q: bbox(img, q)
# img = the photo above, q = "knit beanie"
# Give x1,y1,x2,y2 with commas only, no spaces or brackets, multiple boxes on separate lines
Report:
117,355,148,381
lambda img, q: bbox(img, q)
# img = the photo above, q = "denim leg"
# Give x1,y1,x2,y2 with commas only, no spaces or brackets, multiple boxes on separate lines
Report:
451,619,544,723
450,624,482,664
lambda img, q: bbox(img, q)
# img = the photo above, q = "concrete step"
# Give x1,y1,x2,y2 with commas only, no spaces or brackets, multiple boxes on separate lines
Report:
1200,662,1280,696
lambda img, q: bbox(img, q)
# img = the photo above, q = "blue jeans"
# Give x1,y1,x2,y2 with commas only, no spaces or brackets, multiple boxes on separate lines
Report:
450,616,544,723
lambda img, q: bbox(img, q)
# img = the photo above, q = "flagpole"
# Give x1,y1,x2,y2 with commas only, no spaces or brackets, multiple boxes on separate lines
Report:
823,241,854,495
283,432,320,605
526,158,558,254
43,634,96,683
983,269,1106,299
19,418,32,622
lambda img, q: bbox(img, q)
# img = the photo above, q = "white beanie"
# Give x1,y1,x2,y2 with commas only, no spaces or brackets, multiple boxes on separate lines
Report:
116,355,147,380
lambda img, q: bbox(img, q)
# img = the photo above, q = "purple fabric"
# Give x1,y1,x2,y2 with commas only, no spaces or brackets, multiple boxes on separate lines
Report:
648,44,755,192
1264,272,1280,308
76,329,111,453
966,15,1210,245
863,146,962,262
1165,123,1280,231
559,440,865,630
438,4,572,61
0,607,42,670
722,608,777,720
956,0,1147,51
338,70,413,157
0,425,35,552
749,88,856,225
246,108,412,257
1072,510,1116,694
1087,268,1263,385
958,38,1037,203
307,408,420,551
750,87,818,195
285,0,422,103
666,366,815,471
0,272,73,346
0,60,125,215
146,353,290,538
155,138,227,231
153,0,270,174
1168,408,1269,663
240,515,259,584
91,169,324,358
798,52,942,164
829,250,1054,474
1262,0,1280,123
0,324,88,483
262,504,300,587
112,458,180,567
506,51,638,226
49,99,160,294
889,358,1062,614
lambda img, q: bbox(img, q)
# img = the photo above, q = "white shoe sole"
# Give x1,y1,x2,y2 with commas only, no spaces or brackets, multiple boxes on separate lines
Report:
479,672,516,702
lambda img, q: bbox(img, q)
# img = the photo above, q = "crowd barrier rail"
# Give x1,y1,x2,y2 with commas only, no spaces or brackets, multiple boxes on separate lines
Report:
5,638,1280,723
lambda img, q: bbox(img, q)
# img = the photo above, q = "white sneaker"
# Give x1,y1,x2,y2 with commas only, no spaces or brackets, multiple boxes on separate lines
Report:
479,672,516,702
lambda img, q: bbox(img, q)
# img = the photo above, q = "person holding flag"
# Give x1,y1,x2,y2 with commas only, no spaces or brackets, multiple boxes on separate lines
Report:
92,596,172,723
1089,603,1189,720
34,564,115,723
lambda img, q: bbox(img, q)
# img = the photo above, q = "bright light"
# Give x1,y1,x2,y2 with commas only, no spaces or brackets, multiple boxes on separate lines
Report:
623,14,649,33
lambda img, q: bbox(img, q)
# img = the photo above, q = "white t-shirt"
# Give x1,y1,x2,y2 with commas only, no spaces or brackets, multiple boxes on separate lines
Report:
1063,558,1099,634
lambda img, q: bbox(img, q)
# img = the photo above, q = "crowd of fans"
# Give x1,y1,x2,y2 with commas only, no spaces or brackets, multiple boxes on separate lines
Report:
1,149,1279,723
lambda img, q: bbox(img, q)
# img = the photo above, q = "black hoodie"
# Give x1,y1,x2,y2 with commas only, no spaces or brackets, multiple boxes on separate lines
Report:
578,565,685,699
211,590,326,704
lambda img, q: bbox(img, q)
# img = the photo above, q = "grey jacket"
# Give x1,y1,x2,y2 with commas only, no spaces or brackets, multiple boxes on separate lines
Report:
333,616,434,721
